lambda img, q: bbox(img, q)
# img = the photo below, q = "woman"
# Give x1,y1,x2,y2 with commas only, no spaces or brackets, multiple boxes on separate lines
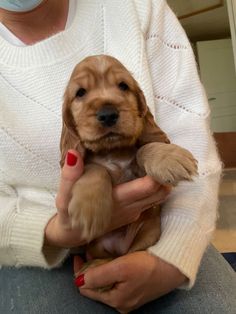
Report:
0,0,235,313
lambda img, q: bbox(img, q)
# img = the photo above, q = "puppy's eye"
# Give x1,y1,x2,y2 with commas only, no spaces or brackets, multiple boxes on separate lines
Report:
118,81,129,91
76,88,87,98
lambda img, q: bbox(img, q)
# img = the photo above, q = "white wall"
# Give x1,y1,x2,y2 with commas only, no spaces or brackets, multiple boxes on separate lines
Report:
197,38,236,132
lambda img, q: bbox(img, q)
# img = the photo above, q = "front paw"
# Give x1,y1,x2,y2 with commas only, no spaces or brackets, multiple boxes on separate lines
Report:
68,181,113,241
137,143,198,186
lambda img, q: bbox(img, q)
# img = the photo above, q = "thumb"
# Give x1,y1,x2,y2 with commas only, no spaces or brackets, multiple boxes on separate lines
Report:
56,150,84,218
73,255,84,275
80,259,118,290
62,149,84,181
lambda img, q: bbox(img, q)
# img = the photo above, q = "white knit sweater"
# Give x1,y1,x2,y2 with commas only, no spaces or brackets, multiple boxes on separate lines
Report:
0,0,221,288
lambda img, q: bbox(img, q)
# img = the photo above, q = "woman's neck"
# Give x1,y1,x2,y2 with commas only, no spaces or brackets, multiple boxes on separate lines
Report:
0,0,69,45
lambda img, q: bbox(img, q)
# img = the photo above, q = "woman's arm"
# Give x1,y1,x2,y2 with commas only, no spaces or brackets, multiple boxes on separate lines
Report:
145,0,222,288
0,182,69,268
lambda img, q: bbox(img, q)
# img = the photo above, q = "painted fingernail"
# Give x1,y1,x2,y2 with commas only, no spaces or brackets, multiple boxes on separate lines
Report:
74,274,85,287
66,152,77,166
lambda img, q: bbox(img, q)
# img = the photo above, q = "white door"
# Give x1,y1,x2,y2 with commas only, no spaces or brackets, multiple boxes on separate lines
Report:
197,38,236,132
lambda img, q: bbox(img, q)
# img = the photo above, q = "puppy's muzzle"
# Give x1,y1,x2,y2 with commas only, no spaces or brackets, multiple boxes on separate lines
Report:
97,105,119,127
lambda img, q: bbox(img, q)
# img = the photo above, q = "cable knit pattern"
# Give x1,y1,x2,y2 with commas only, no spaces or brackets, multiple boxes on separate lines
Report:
0,0,221,287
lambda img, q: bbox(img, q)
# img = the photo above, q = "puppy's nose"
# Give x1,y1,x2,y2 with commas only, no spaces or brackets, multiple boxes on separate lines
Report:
97,106,119,127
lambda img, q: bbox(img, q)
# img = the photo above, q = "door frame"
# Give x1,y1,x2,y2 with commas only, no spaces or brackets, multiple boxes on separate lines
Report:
227,0,236,70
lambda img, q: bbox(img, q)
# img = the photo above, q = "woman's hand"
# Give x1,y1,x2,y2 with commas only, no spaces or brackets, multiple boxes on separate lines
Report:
45,150,85,247
74,251,187,313
45,150,171,248
108,174,171,233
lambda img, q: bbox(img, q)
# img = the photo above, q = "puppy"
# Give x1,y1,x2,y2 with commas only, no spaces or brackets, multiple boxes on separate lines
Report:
60,55,198,277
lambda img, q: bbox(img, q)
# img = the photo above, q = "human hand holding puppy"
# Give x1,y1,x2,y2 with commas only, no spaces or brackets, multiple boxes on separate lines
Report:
45,149,170,248
74,251,186,314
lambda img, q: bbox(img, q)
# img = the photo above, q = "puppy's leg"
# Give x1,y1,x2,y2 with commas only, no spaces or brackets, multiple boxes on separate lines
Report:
136,142,198,186
128,206,161,253
68,163,113,241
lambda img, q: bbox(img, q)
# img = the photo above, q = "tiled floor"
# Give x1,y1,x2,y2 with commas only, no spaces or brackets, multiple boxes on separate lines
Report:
212,169,236,253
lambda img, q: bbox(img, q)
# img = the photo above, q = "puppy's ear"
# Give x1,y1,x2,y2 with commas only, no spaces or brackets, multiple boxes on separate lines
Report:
135,86,148,118
135,84,170,145
60,93,86,167
138,107,170,146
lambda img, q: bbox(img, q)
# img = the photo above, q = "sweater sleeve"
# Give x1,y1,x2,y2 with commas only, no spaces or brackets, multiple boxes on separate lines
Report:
0,181,69,268
145,0,222,288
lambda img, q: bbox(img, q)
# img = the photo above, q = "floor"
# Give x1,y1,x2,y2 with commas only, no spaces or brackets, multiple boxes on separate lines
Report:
212,168,236,253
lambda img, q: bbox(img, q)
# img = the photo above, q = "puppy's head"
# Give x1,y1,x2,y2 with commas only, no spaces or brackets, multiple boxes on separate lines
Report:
60,55,169,165
62,55,146,152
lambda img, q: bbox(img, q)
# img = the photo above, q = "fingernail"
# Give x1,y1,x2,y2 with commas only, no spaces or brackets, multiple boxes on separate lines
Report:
67,152,77,166
74,274,85,287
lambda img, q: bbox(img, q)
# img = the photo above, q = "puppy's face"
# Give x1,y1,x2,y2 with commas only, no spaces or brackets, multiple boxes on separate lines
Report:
63,55,147,152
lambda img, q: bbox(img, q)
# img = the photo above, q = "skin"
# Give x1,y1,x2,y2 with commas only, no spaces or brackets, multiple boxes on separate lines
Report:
0,1,187,310
74,252,186,313
0,0,69,45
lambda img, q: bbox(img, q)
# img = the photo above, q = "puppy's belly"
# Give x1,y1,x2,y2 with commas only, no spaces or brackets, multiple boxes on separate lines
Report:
87,222,144,258
85,148,150,258
86,206,162,259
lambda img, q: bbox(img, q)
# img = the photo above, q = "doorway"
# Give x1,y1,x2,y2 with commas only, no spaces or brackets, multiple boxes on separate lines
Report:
167,0,236,258
167,0,236,168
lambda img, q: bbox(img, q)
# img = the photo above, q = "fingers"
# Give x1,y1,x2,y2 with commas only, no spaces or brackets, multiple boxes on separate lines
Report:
113,176,161,207
79,286,130,314
73,255,84,274
111,178,171,230
77,260,127,309
128,185,171,212
79,286,114,306
56,150,84,219
79,260,119,290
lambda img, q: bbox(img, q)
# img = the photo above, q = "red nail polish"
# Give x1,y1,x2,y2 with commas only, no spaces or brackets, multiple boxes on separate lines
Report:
67,152,77,166
74,274,85,287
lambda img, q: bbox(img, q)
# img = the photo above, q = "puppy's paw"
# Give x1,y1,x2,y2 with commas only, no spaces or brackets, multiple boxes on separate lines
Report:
68,181,113,241
138,143,198,186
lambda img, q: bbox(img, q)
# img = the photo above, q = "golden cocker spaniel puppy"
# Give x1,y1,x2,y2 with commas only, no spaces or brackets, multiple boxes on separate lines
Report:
60,55,197,265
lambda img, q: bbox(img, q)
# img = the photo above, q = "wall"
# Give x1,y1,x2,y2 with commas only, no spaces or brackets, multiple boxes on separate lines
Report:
197,39,236,132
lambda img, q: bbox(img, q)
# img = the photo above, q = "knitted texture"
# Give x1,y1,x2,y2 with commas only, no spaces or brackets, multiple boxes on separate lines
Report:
0,0,221,287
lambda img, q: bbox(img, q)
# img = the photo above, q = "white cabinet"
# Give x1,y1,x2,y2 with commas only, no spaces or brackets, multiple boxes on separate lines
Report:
197,38,236,132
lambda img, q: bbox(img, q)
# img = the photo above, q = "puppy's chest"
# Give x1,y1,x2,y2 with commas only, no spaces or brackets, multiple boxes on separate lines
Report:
86,148,140,185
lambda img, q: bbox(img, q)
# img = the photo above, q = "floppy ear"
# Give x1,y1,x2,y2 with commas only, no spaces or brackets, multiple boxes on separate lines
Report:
60,93,86,167
138,106,170,146
135,86,148,118
135,85,170,145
